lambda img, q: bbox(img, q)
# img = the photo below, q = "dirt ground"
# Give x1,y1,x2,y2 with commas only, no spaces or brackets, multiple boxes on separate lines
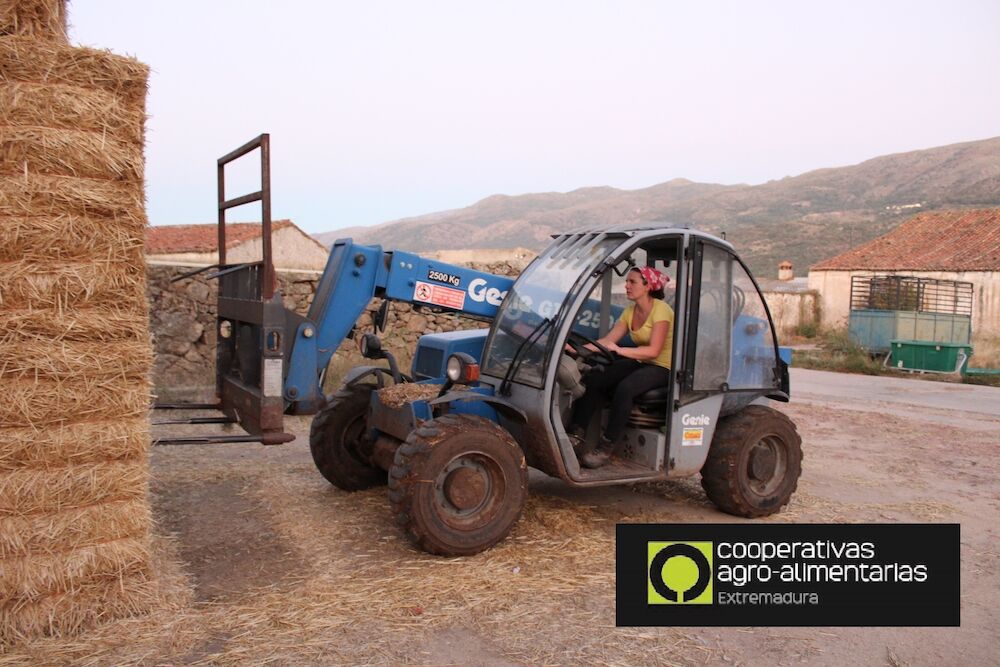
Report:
3,368,998,666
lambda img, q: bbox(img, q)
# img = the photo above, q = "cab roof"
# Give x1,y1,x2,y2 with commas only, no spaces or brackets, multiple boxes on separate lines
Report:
553,222,733,251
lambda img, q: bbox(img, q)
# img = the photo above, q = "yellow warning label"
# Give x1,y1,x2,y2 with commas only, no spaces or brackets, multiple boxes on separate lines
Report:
682,427,704,447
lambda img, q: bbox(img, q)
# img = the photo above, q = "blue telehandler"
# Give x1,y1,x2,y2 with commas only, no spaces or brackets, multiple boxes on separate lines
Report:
156,135,802,556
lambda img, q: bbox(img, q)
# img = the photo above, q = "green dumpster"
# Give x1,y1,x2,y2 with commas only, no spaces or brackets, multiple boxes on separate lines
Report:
889,339,973,374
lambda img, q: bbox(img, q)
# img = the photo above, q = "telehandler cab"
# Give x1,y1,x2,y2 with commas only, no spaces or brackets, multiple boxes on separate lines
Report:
155,135,802,556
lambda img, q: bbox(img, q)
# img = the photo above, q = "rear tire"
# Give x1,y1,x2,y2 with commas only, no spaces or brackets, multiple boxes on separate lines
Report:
700,405,802,517
389,414,528,556
309,384,387,491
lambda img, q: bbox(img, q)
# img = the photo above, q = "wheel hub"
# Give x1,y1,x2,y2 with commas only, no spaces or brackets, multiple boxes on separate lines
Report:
443,466,488,510
749,444,777,482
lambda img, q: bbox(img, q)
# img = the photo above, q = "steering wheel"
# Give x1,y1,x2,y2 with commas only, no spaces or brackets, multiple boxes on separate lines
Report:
566,330,616,365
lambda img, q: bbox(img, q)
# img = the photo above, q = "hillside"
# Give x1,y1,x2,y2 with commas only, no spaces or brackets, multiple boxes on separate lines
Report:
315,136,1000,275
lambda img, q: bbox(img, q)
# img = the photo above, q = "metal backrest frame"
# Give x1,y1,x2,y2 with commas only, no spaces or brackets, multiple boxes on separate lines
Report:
217,134,276,298
214,133,290,442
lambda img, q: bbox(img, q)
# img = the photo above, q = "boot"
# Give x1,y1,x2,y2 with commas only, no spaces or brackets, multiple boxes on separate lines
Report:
581,434,614,469
567,425,586,452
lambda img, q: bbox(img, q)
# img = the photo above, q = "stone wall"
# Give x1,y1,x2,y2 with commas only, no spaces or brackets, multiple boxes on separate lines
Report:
147,263,320,398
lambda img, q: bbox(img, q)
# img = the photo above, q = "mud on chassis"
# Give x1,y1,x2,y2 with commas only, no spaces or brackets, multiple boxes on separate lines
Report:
313,229,802,556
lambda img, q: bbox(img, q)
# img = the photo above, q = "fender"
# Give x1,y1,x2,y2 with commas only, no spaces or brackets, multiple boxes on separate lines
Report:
344,365,402,389
765,359,790,402
428,390,528,423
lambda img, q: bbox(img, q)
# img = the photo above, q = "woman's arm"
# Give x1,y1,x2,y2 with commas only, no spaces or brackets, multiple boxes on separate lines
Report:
594,319,628,349
607,321,669,361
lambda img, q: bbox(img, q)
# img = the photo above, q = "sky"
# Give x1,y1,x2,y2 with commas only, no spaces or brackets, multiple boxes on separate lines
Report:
70,1,1000,235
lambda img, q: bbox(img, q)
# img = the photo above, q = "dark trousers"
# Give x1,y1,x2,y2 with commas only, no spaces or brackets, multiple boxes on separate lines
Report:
570,359,671,441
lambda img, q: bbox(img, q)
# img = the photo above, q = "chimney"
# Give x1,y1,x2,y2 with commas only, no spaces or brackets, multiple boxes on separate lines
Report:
778,261,793,281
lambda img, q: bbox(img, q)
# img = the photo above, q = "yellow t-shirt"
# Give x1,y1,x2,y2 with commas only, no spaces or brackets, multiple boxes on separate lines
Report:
620,300,674,369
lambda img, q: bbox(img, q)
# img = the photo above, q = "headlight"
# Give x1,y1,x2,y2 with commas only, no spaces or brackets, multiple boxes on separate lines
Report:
446,356,462,381
446,353,480,384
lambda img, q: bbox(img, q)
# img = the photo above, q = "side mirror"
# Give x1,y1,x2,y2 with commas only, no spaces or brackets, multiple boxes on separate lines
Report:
360,333,383,359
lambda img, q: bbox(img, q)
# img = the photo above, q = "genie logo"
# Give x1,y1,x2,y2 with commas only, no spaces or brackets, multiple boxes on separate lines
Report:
467,278,508,306
682,414,711,426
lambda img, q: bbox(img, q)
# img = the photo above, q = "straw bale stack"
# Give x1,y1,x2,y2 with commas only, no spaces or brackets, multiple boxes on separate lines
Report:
1,1,157,644
0,0,67,41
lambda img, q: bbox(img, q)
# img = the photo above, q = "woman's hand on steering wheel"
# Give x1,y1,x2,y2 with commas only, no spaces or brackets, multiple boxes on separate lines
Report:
566,330,616,365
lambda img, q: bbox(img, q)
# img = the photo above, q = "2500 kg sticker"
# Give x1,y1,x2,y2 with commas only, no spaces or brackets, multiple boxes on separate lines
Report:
427,269,461,287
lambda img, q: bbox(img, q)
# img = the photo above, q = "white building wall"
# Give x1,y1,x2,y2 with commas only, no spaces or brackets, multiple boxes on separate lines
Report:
761,290,820,336
807,271,853,329
228,226,329,270
147,251,216,265
809,269,1000,335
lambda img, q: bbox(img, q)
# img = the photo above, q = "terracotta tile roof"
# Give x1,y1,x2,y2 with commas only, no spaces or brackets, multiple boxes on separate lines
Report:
146,220,295,254
811,208,1000,272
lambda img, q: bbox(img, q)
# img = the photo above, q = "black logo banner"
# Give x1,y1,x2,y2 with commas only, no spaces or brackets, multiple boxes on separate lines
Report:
617,523,960,626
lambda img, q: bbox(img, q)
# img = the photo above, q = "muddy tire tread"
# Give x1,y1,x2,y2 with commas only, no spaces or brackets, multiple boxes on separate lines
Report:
388,413,527,556
700,404,803,518
309,384,386,491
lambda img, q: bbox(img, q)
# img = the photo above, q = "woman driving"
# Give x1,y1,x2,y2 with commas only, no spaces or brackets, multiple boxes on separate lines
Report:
568,265,674,468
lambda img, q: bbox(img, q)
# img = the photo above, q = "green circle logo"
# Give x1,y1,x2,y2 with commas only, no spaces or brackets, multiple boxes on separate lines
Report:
648,542,713,605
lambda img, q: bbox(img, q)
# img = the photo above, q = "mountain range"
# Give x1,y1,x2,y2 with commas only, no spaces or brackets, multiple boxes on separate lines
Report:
315,136,1000,276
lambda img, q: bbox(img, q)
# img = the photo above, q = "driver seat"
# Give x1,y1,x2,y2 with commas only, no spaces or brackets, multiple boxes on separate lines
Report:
628,384,669,429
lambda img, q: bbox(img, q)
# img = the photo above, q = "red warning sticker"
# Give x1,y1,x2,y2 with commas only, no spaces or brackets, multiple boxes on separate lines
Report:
413,280,466,310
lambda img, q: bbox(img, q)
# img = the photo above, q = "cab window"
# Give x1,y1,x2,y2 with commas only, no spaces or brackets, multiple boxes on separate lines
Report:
729,261,780,390
690,244,732,391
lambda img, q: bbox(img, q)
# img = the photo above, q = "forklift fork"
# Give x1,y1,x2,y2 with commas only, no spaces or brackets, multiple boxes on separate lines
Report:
153,134,294,447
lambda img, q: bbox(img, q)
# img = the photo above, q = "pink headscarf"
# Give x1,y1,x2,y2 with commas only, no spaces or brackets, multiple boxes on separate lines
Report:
635,266,669,291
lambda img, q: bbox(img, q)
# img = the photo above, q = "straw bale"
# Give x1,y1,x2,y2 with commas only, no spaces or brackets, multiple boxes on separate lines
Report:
0,260,146,309
0,537,151,602
0,339,151,383
0,376,150,428
0,10,156,643
0,126,144,182
0,37,148,109
0,214,144,263
0,419,149,472
0,499,150,560
0,570,156,645
0,173,144,219
0,0,67,41
0,461,148,517
0,82,145,145
0,531,190,662
0,305,149,344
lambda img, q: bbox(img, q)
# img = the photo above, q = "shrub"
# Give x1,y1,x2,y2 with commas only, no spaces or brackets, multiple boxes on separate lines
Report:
793,322,818,339
791,327,883,375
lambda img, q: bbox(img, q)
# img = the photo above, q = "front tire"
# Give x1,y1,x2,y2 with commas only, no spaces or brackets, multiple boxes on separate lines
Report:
388,414,528,556
700,405,802,517
309,384,387,491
